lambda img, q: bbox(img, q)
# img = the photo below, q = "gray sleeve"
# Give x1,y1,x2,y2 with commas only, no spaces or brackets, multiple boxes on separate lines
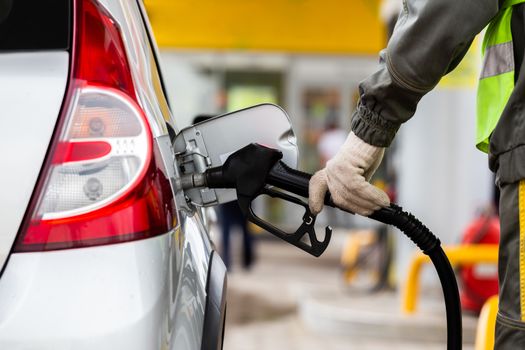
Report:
351,0,500,147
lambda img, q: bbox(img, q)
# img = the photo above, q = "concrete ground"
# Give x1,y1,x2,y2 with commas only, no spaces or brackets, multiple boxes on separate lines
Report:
222,232,476,350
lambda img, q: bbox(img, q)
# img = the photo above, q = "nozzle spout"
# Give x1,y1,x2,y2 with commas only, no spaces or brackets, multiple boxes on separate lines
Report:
177,173,207,190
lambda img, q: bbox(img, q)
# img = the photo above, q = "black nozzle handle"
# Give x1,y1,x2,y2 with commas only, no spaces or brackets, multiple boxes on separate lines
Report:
266,161,311,198
266,161,341,210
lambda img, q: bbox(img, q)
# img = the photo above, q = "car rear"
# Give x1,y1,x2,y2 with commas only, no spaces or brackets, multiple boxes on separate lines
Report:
0,1,214,349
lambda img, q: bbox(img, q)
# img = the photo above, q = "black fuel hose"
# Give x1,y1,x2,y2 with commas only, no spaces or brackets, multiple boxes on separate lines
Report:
267,161,462,350
370,206,462,350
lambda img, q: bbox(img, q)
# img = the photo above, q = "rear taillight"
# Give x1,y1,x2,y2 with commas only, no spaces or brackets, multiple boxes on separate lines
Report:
14,0,175,252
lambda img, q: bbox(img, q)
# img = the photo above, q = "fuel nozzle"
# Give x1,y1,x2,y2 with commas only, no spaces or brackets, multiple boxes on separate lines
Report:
179,143,332,257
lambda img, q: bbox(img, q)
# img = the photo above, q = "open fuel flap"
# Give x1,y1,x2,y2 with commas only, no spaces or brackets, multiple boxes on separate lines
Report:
173,103,298,211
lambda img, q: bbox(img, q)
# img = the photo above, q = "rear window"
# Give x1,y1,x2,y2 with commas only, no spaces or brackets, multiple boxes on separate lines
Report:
0,0,71,51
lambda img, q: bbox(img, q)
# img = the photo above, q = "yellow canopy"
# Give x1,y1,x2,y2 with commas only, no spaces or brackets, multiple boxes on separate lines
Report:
145,0,384,54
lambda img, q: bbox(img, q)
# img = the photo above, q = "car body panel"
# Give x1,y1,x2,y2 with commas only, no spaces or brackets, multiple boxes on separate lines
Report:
0,214,213,350
0,233,175,350
170,213,212,350
0,197,212,350
0,52,69,270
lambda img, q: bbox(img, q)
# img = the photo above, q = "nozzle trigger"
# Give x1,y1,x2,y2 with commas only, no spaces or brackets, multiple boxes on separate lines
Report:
238,187,332,257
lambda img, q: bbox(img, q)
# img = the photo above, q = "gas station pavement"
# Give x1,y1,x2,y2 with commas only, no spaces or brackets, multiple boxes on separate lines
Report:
223,232,476,350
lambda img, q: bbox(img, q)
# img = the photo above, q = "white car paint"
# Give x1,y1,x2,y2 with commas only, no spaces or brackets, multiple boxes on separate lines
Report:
0,230,207,350
0,52,69,269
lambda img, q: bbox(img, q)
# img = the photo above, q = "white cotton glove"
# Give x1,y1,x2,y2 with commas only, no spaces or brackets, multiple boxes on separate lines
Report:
309,132,390,216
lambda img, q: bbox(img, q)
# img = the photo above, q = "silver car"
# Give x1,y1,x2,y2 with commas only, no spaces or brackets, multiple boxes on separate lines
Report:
0,0,299,348
0,0,226,349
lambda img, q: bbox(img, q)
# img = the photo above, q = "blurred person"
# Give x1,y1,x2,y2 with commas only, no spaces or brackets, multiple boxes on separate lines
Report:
308,1,525,348
218,201,254,270
317,118,348,228
317,118,347,166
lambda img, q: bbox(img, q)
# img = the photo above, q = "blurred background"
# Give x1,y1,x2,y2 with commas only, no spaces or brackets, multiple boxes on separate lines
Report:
145,0,496,348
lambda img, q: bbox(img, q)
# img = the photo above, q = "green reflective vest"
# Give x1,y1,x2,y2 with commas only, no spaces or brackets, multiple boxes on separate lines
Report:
477,0,525,153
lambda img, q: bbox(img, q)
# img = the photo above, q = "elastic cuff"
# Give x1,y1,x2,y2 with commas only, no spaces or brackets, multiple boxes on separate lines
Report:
350,104,400,147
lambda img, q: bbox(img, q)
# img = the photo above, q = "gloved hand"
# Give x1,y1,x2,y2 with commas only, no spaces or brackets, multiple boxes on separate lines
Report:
309,132,390,216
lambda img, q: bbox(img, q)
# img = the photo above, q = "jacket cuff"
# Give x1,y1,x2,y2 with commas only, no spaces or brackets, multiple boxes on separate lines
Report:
350,104,400,147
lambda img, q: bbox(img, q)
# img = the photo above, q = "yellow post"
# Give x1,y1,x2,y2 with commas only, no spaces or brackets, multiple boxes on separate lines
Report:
402,252,428,314
340,230,377,284
475,296,498,350
402,245,498,314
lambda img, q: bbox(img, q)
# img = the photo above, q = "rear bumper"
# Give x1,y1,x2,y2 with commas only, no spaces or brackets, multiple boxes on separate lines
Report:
0,233,184,349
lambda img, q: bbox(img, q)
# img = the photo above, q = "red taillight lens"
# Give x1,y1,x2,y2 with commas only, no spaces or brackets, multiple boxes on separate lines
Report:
75,0,135,95
14,0,175,252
